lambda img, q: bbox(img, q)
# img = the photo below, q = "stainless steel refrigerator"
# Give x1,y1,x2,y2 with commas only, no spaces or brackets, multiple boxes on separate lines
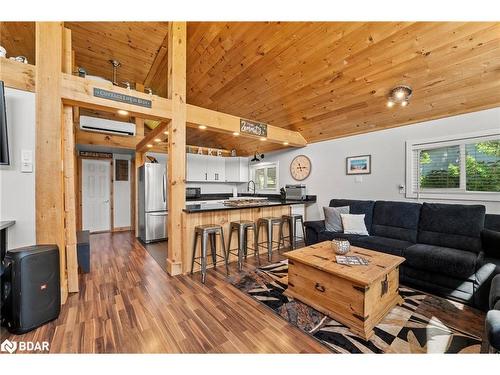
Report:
138,163,168,243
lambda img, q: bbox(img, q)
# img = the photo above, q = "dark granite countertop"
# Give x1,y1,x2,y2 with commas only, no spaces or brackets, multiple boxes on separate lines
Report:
184,198,316,213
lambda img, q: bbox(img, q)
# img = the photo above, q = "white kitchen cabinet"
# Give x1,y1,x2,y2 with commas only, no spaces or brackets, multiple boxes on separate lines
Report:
207,156,226,182
225,157,249,182
187,154,227,182
186,154,208,182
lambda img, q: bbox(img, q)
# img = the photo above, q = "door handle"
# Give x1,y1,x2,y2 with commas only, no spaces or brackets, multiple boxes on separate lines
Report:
162,173,166,202
205,172,207,180
104,199,110,203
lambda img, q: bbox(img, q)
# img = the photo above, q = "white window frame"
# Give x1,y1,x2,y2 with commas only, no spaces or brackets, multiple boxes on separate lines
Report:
249,161,279,193
405,129,500,202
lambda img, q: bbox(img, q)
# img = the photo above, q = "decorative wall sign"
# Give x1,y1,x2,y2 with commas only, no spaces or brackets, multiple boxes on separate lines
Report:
115,159,129,181
93,88,152,108
346,155,371,175
79,151,112,159
240,119,268,137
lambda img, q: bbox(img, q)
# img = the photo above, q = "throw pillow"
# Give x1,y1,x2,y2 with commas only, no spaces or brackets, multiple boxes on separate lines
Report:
341,214,369,235
323,206,350,232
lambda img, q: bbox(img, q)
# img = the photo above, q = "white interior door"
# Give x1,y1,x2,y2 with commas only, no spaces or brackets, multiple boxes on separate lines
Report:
82,159,111,232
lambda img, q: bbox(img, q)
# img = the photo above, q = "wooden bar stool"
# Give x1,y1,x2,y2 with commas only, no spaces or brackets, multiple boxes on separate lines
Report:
279,214,306,251
227,220,259,270
190,224,228,283
256,217,282,261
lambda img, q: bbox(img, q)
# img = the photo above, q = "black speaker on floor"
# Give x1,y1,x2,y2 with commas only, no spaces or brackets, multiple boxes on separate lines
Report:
1,245,61,334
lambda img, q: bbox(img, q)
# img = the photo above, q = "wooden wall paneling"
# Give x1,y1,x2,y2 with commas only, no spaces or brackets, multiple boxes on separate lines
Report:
166,22,187,276
62,27,79,293
35,22,67,303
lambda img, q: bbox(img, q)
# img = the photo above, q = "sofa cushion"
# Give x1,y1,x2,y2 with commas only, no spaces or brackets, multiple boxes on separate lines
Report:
474,253,500,311
323,206,349,232
318,231,362,243
341,214,369,235
417,203,485,253
404,243,477,280
371,201,421,243
329,199,375,233
485,214,500,232
352,236,412,257
482,229,500,258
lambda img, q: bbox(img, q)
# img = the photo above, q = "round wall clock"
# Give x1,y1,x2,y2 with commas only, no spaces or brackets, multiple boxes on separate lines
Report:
290,155,312,181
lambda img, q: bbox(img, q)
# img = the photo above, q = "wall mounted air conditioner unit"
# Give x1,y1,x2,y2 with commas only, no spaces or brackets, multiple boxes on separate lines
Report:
79,115,136,136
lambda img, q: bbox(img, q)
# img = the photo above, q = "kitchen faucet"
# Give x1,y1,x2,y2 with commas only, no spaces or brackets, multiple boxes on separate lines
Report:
247,180,256,196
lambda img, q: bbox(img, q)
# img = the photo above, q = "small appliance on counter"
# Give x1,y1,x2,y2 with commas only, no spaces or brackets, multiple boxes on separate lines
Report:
186,187,201,199
138,163,168,243
285,184,307,201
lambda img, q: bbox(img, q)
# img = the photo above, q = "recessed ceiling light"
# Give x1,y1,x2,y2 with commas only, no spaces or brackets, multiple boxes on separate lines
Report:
117,109,129,116
164,131,169,135
386,100,395,108
283,142,289,146
146,144,153,148
233,132,240,136
154,138,161,143
401,100,408,107
199,125,207,130
260,137,267,141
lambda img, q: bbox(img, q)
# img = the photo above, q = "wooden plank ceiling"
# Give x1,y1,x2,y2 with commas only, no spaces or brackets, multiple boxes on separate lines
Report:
2,22,499,155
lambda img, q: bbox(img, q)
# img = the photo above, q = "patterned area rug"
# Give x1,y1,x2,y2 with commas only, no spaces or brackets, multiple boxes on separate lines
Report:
231,260,483,353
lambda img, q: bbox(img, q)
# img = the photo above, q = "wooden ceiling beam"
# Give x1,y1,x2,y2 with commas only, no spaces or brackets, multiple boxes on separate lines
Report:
0,58,36,92
60,73,173,120
186,104,307,147
143,30,169,90
135,121,170,153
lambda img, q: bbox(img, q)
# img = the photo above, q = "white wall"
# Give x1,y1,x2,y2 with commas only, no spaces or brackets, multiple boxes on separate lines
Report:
265,107,500,220
0,88,36,249
113,154,131,228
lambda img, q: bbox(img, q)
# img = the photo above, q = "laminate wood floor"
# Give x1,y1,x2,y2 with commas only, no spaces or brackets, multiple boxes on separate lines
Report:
0,232,329,353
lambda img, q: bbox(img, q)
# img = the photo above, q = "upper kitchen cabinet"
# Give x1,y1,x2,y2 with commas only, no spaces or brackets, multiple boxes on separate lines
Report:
225,157,249,183
186,154,226,182
186,154,248,183
186,154,207,182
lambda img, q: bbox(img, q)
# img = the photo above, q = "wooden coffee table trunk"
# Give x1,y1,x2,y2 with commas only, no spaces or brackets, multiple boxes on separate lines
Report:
284,242,405,340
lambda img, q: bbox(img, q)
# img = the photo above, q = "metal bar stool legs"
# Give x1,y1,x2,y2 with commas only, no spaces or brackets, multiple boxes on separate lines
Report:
256,217,282,261
227,221,259,271
279,214,307,251
190,224,229,283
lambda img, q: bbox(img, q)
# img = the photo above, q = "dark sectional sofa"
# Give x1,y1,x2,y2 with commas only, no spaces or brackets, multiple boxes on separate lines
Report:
304,199,500,311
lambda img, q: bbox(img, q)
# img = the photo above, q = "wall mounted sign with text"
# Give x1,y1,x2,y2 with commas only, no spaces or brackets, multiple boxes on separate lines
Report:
240,119,268,137
79,151,112,159
93,88,152,108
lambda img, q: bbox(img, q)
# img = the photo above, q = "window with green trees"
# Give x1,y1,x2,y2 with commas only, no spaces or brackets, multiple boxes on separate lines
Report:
419,140,500,192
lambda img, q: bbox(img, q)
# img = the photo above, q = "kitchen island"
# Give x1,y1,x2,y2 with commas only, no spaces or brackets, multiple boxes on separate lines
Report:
181,198,315,273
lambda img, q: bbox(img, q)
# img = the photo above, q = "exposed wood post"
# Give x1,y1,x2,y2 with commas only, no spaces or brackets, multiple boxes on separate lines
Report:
133,83,145,236
35,22,67,302
62,27,79,293
133,152,144,235
166,22,187,275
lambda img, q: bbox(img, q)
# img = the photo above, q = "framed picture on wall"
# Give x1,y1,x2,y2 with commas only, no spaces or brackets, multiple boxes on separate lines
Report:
346,155,371,175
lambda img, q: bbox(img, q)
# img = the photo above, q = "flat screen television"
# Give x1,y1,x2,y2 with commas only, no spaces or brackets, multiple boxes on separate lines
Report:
0,80,9,165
